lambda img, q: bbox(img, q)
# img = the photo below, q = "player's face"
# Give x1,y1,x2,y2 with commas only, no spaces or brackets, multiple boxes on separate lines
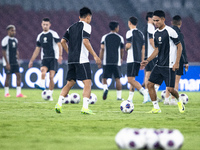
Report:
153,16,165,29
41,21,51,32
86,15,92,24
116,25,119,32
8,28,16,37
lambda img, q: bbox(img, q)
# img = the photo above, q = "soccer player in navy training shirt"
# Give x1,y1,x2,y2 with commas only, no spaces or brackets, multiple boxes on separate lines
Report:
141,10,185,113
125,16,149,103
99,21,124,101
55,7,101,114
164,15,189,105
28,18,62,101
2,25,26,98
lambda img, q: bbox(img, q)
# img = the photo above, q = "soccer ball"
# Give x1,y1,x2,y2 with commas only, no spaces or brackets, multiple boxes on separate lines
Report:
159,129,184,150
161,90,166,100
70,93,80,104
62,94,71,104
89,93,97,104
179,93,189,105
41,90,51,100
115,128,132,149
120,100,134,114
144,128,160,149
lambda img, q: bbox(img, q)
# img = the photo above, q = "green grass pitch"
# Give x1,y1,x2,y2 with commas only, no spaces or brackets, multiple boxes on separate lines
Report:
0,89,200,150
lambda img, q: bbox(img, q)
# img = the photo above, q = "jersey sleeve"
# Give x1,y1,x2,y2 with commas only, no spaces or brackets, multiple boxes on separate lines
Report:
83,22,91,39
63,29,69,42
101,35,106,44
126,30,132,43
148,24,155,39
153,32,159,48
120,36,124,48
52,31,61,43
36,34,41,47
1,37,8,50
169,27,180,45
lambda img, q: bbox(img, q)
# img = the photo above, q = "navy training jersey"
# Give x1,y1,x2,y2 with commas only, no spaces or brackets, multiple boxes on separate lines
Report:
172,26,188,64
1,35,18,66
63,21,91,64
36,29,60,60
101,32,124,66
154,25,180,68
126,28,145,63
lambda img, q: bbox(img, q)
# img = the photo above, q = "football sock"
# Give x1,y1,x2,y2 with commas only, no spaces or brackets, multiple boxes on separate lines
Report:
83,97,89,109
41,79,45,88
128,91,134,102
171,98,176,102
103,84,108,91
165,97,169,102
5,87,9,95
117,90,122,99
49,90,53,96
154,85,160,93
58,95,64,106
152,101,160,109
139,87,148,95
16,86,21,95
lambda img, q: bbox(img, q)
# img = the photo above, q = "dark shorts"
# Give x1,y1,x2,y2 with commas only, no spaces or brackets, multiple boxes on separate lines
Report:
4,64,19,74
103,65,121,79
145,58,157,72
149,65,176,87
66,63,91,81
176,62,184,76
127,62,140,77
41,58,58,72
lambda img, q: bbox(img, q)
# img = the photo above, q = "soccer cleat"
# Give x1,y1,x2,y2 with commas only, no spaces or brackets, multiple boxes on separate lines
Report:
177,100,185,113
81,107,95,115
49,96,53,101
164,100,169,105
5,93,11,97
117,98,124,101
16,93,27,98
169,100,177,105
103,89,108,100
55,103,62,113
34,84,45,91
147,108,161,114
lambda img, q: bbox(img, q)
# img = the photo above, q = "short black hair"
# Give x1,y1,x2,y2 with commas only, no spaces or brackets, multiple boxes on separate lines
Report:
109,21,119,31
6,25,16,31
80,7,92,18
146,12,154,21
172,15,182,26
42,18,50,22
153,10,165,18
129,16,138,25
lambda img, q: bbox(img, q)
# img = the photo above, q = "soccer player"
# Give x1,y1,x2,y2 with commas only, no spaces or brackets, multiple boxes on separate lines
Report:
55,7,101,114
125,16,149,103
99,21,124,100
141,10,185,114
2,25,26,97
28,18,62,101
164,15,189,105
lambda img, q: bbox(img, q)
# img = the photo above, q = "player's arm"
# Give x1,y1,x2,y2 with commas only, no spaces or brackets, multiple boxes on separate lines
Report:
61,38,68,54
173,43,182,71
99,44,104,60
125,43,131,51
121,48,124,63
83,38,101,67
141,47,158,67
57,42,63,64
28,47,41,68
141,45,145,61
149,38,155,49
2,50,10,70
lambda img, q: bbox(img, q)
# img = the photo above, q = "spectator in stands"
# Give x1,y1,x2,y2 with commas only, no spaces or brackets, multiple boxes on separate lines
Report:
99,21,124,101
55,7,101,114
125,16,149,103
141,10,184,114
2,25,26,98
164,15,189,105
28,18,62,101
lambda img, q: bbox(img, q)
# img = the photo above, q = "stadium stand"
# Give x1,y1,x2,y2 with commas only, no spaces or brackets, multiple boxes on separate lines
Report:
0,0,199,62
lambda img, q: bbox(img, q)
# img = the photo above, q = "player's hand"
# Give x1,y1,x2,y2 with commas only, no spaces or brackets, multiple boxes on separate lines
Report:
58,56,63,64
172,62,179,71
185,63,189,72
6,64,10,70
140,60,148,67
28,61,33,68
94,56,101,68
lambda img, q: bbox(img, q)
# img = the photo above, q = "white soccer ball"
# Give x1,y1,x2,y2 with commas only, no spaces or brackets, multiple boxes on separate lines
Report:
145,128,160,149
62,94,71,104
159,129,184,150
41,90,51,100
89,93,97,104
179,93,189,105
161,90,166,100
70,93,80,104
120,100,134,113
115,128,132,149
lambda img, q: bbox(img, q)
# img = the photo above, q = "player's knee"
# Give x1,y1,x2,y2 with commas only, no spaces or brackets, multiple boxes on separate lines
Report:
167,87,174,93
147,82,154,89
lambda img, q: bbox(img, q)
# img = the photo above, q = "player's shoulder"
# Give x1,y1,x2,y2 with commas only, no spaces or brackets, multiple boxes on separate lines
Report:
1,36,9,45
126,29,132,38
49,29,60,38
115,32,123,39
165,25,176,33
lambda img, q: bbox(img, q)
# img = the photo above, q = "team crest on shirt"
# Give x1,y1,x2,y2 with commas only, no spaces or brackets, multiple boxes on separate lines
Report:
158,36,162,44
43,37,47,43
12,42,16,48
